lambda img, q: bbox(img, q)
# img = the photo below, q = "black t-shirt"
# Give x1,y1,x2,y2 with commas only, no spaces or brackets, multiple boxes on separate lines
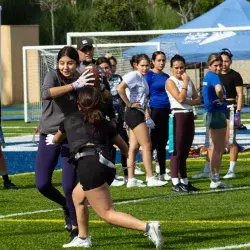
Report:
219,69,243,99
59,111,118,157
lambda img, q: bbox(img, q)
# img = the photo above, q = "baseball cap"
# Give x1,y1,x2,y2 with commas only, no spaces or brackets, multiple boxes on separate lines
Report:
77,37,93,51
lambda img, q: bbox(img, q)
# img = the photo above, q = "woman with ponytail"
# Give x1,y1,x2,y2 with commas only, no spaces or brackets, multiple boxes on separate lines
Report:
51,86,164,249
35,46,94,239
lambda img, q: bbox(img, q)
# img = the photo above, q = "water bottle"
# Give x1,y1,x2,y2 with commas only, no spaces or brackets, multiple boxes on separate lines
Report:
234,111,241,127
168,114,174,153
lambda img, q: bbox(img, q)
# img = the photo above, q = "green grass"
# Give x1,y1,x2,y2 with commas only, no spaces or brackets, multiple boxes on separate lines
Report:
2,120,39,137
0,156,250,249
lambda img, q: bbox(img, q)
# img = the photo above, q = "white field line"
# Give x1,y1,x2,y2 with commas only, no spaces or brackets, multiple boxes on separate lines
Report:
0,185,249,219
198,242,250,250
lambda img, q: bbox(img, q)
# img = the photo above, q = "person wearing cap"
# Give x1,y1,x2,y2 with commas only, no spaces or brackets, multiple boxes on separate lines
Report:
77,37,96,73
77,37,111,92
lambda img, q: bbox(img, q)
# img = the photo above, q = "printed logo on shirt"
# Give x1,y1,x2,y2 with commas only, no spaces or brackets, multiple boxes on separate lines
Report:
203,81,207,86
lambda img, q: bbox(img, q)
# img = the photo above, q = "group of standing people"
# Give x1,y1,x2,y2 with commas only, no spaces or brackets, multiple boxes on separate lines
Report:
34,34,243,249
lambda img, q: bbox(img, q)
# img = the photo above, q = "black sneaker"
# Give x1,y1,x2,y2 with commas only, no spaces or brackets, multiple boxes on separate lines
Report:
70,228,79,240
172,183,188,192
63,206,72,232
4,180,18,190
185,182,200,192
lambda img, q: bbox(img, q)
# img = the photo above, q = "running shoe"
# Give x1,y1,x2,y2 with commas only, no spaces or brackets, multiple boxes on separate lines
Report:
155,164,170,174
145,221,163,249
134,162,145,175
110,176,125,187
184,182,200,192
63,236,92,248
210,181,229,189
159,173,171,181
147,176,168,187
223,171,236,179
63,206,72,232
172,183,188,192
192,171,210,179
126,178,146,188
3,180,18,190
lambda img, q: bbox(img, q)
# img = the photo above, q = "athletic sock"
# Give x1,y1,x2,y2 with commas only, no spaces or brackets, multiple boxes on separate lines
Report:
2,174,9,182
203,161,210,173
145,223,150,233
229,161,236,173
172,178,179,186
211,173,220,182
79,237,87,240
180,178,188,185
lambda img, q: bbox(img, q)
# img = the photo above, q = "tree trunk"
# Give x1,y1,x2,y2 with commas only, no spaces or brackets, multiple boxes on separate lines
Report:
50,9,55,45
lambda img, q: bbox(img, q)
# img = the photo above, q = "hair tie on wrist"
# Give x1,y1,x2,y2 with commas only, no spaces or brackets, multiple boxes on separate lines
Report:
182,88,188,91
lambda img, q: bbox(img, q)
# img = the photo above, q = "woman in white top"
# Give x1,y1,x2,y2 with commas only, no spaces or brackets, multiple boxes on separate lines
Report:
166,54,200,192
117,54,167,188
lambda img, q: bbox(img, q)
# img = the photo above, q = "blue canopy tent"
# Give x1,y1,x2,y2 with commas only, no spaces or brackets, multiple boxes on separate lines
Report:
124,0,250,62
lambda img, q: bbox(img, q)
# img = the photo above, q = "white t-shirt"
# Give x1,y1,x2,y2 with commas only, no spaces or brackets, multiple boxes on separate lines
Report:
122,71,149,110
166,76,193,110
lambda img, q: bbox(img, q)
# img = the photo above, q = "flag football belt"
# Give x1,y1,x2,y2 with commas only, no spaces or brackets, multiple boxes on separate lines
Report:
171,109,193,114
75,148,116,169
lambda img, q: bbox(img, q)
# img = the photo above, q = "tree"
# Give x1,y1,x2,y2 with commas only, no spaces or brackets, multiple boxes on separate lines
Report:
35,0,67,44
159,0,223,24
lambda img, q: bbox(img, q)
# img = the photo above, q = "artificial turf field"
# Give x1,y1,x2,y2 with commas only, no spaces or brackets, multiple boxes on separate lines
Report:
0,155,250,250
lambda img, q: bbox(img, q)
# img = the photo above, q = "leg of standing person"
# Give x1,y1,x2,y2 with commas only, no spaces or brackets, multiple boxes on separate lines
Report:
209,127,227,188
150,108,171,181
224,119,238,179
0,148,18,189
132,122,167,187
35,134,70,230
61,141,78,234
171,113,198,192
126,129,146,187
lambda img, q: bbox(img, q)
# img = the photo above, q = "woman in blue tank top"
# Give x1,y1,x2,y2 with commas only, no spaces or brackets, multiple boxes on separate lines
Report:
145,51,171,181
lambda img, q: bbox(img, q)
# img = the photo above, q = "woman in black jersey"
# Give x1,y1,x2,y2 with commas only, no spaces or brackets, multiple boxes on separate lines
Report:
220,49,243,179
50,87,163,249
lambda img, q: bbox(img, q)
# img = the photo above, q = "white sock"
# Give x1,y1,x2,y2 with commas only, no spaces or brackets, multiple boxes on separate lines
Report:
172,178,179,186
229,161,236,173
180,178,188,185
203,161,210,173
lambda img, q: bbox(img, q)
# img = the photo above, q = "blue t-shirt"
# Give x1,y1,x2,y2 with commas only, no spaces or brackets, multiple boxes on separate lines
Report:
145,70,170,108
202,71,226,112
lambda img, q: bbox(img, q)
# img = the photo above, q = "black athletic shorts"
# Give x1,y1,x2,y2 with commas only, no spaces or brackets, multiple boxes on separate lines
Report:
124,108,145,130
76,155,116,191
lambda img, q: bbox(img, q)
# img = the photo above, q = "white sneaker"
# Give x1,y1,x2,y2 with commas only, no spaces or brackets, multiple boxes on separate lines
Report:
192,171,210,179
147,176,168,187
155,164,160,174
63,236,92,248
134,162,145,175
223,171,236,179
165,167,170,174
126,178,146,188
145,221,163,249
210,181,228,189
159,173,171,181
155,164,170,174
110,177,125,187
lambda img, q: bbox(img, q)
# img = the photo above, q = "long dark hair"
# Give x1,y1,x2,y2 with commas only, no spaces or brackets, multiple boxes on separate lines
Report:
77,87,102,126
96,57,111,66
170,54,185,67
151,51,166,69
56,46,80,84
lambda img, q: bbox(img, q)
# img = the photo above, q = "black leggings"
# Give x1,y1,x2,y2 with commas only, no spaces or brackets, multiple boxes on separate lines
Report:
111,121,129,176
150,107,170,175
